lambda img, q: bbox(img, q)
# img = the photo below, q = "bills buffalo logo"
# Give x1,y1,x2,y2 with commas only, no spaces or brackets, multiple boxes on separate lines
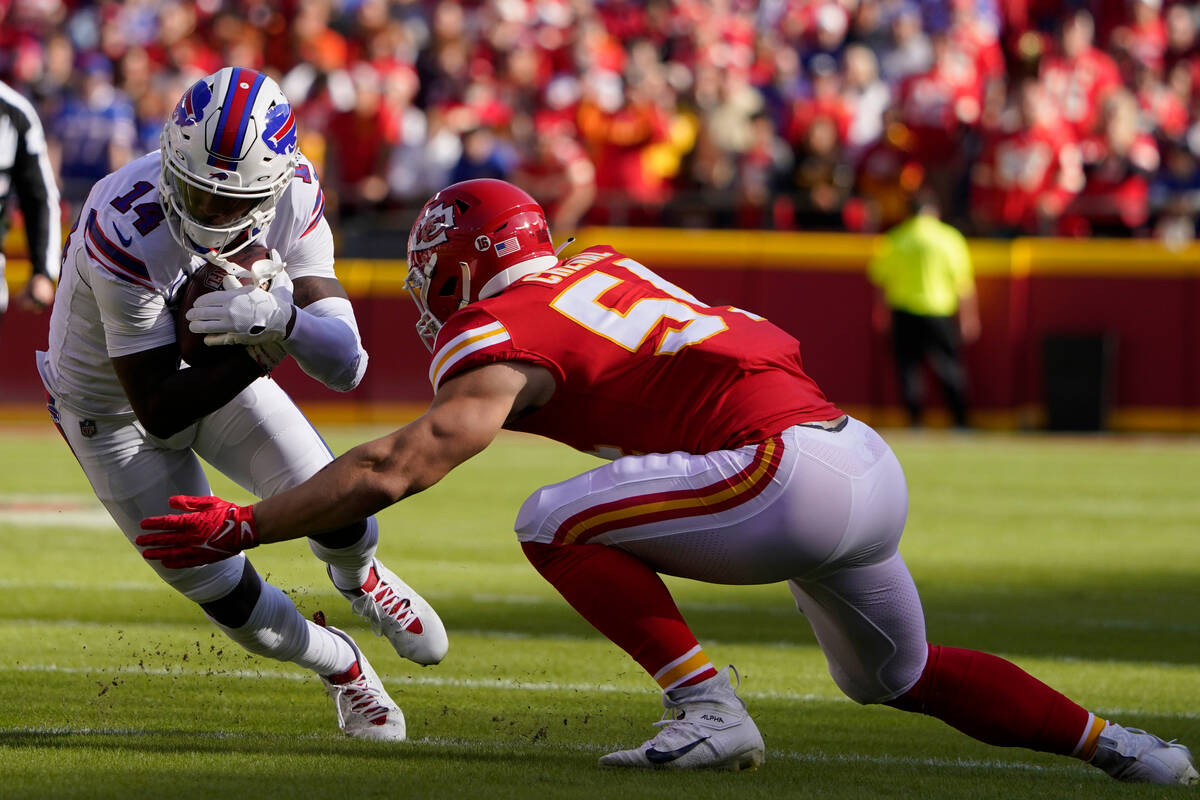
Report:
208,172,230,181
410,203,455,252
262,103,297,156
172,79,212,127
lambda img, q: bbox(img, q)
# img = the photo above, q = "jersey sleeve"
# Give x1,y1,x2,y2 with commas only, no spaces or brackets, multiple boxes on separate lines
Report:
274,155,335,281
428,305,560,392
81,205,174,357
7,88,61,281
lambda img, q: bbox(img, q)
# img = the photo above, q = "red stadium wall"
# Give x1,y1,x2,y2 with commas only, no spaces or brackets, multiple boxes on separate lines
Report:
4,231,1198,431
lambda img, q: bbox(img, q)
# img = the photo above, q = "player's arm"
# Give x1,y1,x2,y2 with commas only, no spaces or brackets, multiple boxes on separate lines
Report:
257,361,548,537
112,343,264,439
136,362,555,566
10,95,61,310
279,273,367,391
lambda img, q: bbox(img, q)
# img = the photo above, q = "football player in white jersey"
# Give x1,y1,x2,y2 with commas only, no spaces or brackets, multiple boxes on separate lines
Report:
36,67,447,740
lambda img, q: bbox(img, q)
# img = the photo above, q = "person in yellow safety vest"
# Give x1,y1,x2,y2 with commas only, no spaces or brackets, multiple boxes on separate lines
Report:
869,191,980,428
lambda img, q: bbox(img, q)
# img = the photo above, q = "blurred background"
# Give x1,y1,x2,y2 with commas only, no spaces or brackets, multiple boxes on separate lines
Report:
1,0,1198,432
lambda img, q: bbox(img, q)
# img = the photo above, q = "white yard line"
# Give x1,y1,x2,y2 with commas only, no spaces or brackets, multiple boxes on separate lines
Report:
1,662,1196,722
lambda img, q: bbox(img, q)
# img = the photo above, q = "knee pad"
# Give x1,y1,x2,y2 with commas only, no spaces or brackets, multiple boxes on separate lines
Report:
514,488,551,543
155,554,248,605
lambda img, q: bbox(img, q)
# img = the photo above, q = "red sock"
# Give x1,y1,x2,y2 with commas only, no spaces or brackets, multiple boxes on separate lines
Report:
887,644,1104,757
522,542,716,690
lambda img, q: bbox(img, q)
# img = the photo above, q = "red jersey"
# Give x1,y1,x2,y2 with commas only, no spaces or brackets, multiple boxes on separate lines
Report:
427,247,841,456
972,121,1081,230
1040,49,1122,137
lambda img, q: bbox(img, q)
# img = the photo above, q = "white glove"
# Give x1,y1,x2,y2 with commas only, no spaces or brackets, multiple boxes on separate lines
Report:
188,278,295,346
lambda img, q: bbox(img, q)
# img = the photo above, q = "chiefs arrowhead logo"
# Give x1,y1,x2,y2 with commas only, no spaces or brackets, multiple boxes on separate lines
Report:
410,203,455,252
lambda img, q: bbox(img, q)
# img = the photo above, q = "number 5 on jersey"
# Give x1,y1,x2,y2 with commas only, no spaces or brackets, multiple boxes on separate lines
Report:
551,258,753,355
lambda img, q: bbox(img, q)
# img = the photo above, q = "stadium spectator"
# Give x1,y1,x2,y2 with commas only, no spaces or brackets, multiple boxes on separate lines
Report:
37,68,447,741
879,6,933,86
790,112,855,230
576,70,670,223
1150,138,1200,245
842,44,892,161
140,179,1198,784
514,116,597,235
970,79,1083,235
1040,11,1123,138
324,64,398,218
869,189,979,428
47,55,136,208
733,111,793,229
1062,89,1161,236
0,79,60,321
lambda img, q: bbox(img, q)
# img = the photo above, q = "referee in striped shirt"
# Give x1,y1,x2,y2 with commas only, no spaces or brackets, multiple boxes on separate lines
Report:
0,79,60,320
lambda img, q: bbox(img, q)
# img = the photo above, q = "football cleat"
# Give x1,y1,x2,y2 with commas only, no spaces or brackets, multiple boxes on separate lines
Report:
315,613,406,742
1090,723,1199,785
331,558,449,667
599,666,765,771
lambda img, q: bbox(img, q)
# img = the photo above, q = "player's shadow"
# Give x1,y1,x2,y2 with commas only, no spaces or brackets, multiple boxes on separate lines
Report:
420,569,1200,666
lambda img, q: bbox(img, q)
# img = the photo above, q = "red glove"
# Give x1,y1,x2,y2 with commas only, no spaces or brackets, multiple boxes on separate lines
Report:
137,495,260,568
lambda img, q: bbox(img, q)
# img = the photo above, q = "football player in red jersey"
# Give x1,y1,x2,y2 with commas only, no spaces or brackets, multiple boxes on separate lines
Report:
138,180,1197,783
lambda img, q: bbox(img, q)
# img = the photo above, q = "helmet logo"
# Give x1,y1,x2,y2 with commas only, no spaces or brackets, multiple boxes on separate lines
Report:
474,235,491,251
262,103,297,156
494,236,520,257
411,203,455,251
208,172,230,181
172,79,212,127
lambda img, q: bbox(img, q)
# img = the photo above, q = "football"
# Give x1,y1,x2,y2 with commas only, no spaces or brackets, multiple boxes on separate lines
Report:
175,244,272,367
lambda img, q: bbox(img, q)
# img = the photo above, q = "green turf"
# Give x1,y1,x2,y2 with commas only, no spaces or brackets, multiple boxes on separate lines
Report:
0,425,1197,798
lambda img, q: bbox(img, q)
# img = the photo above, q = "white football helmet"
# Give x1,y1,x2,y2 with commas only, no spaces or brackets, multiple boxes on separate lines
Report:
159,67,299,261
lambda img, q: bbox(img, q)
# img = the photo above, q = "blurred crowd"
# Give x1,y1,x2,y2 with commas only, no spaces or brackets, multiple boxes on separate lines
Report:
3,0,1200,244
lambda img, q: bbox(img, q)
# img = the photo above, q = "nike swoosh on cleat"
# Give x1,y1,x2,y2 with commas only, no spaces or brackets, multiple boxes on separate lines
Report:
645,737,709,764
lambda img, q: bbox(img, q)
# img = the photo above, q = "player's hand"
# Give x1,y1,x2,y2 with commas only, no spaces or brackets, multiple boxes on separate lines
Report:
16,273,54,311
137,495,260,568
188,281,295,346
246,340,287,372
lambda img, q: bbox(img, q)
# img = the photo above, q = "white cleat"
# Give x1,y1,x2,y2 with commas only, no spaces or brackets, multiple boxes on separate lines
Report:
316,615,407,742
331,558,449,666
599,666,765,771
1090,722,1199,785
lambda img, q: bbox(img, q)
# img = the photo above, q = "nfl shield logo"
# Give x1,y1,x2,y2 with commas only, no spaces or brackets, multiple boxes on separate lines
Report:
79,419,97,438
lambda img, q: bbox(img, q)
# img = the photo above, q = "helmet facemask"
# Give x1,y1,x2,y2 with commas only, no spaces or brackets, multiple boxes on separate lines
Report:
405,249,473,352
158,68,299,262
159,143,292,261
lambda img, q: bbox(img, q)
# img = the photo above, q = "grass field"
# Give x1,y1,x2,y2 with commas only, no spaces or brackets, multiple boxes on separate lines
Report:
1,424,1197,799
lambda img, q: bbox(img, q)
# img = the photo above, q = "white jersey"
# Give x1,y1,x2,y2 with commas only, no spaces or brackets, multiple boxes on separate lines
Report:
41,150,333,416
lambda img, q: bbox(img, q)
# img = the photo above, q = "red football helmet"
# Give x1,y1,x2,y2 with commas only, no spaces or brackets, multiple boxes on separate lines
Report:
406,179,557,349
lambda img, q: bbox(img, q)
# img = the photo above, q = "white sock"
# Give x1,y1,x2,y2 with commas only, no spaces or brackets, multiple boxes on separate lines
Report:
309,516,379,591
211,582,356,675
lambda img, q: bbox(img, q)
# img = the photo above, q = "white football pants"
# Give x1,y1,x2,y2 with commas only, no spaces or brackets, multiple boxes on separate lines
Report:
515,417,928,704
43,376,370,603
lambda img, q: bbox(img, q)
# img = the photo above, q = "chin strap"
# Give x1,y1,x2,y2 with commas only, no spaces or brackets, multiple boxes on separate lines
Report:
458,261,471,311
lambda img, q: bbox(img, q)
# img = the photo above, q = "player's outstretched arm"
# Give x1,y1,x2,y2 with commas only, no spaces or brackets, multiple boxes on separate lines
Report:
138,362,553,564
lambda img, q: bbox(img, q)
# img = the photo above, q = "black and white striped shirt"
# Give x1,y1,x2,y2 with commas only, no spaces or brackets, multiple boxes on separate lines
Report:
0,79,60,282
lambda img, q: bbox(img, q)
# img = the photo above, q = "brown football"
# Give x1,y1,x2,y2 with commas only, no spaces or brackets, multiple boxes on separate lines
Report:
175,244,270,367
